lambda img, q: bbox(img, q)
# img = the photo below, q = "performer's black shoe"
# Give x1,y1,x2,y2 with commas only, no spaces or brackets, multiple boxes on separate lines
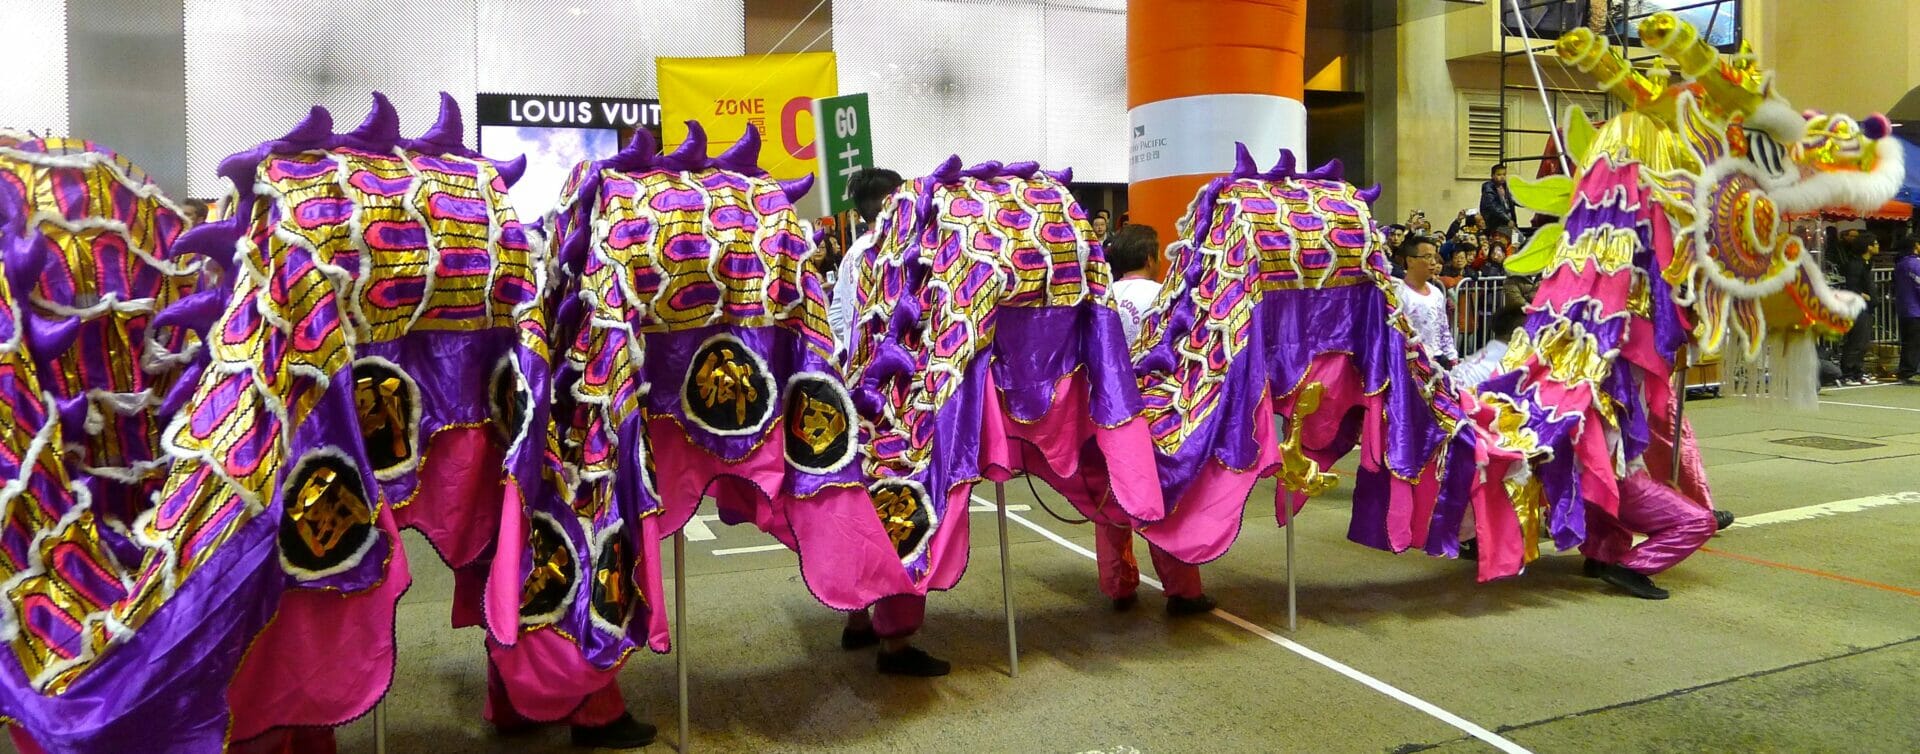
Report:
841,624,880,650
570,713,657,750
1166,594,1217,617
1713,509,1736,531
1582,557,1604,578
1112,594,1139,612
1599,564,1669,600
1457,538,1479,561
877,646,951,677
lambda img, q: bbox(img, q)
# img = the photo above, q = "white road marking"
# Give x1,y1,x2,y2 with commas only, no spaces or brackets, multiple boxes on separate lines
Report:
1820,399,1920,414
682,514,721,542
1726,491,1920,529
968,500,1031,513
712,543,789,556
1822,382,1898,392
973,495,1533,754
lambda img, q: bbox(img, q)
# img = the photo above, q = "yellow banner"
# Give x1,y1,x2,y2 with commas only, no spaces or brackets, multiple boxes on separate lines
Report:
657,52,838,191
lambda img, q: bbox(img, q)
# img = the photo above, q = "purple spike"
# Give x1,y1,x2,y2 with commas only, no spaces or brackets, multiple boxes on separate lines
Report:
931,155,964,184
1357,183,1383,205
495,155,528,188
604,129,660,173
173,216,245,263
3,245,48,301
1233,143,1258,177
420,92,465,150
343,92,400,150
1265,149,1298,180
54,394,89,439
280,105,335,145
779,174,814,203
716,124,763,175
1303,158,1345,182
159,361,205,418
152,289,226,335
1044,167,1073,185
663,121,708,170
24,314,81,358
1004,161,1039,179
962,160,1004,179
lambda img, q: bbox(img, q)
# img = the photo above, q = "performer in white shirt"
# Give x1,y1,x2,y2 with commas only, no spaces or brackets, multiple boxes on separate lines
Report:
1451,305,1526,390
1394,235,1458,369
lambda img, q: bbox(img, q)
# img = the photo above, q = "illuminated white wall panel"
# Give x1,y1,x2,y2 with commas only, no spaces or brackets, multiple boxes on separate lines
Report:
834,0,1126,183
0,0,70,134
184,0,743,197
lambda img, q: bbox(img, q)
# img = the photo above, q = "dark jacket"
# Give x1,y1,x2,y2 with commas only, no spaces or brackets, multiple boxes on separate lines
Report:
1835,253,1875,312
1480,179,1517,231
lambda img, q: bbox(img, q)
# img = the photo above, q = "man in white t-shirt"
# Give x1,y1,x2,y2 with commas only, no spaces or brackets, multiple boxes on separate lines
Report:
1450,304,1525,390
1099,225,1214,615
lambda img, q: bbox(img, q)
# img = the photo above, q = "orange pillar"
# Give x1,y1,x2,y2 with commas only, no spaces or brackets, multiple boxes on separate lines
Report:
1128,0,1307,239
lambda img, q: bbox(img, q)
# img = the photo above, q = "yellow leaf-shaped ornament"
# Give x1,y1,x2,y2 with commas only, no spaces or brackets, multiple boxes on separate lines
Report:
1562,105,1596,167
1509,174,1574,217
1504,223,1563,276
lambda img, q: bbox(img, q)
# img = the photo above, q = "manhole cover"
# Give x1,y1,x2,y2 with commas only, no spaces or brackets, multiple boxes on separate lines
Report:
1770,436,1884,451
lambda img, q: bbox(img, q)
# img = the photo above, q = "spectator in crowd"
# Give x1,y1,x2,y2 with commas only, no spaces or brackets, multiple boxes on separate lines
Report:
1091,213,1111,240
1480,164,1518,236
1440,247,1472,288
1386,224,1409,250
1396,235,1457,368
1503,271,1540,312
1835,234,1878,385
1446,208,1484,239
1098,224,1215,615
181,199,209,228
1482,230,1512,275
1407,210,1433,235
1895,234,1920,385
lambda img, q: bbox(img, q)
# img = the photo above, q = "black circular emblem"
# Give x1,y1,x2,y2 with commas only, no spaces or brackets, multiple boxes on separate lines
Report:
589,530,637,627
681,335,774,435
783,375,854,473
519,514,577,620
278,452,376,576
490,359,531,447
350,360,417,476
870,480,934,562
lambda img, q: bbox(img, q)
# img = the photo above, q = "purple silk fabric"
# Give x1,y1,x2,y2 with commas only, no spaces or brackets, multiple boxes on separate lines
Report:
992,306,1140,426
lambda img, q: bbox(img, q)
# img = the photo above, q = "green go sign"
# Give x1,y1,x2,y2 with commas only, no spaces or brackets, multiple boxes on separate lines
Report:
811,93,874,216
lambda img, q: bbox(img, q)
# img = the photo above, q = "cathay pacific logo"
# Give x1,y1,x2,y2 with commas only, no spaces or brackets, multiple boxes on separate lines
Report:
1134,125,1146,137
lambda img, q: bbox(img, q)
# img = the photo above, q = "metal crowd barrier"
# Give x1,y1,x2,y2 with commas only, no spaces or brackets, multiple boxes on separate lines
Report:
1447,270,1903,350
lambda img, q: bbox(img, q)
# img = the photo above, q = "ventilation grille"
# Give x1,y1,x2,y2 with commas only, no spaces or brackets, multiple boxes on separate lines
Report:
1457,92,1507,179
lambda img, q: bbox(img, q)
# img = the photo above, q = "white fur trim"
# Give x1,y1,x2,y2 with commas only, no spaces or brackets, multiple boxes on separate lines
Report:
1769,135,1906,215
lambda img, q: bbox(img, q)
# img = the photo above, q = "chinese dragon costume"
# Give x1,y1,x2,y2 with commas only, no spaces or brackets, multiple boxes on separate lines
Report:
1464,13,1902,580
0,93,579,752
1053,148,1480,566
823,157,1168,609
535,121,853,669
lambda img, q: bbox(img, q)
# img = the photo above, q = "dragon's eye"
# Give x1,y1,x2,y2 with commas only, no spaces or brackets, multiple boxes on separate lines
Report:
1737,125,1791,181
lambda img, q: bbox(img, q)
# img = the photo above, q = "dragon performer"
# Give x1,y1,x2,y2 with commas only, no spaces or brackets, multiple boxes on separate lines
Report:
775,157,1174,654
534,122,854,672
1464,13,1902,595
1042,147,1481,572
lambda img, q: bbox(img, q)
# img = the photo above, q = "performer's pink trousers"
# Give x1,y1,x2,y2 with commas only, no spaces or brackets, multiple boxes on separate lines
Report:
1094,523,1204,599
1579,470,1715,575
871,594,926,639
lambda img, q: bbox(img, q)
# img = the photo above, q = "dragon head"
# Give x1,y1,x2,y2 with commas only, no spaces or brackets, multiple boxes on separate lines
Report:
1528,13,1902,367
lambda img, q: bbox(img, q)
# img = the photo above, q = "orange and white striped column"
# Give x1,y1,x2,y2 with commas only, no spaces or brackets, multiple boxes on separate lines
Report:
1127,0,1308,238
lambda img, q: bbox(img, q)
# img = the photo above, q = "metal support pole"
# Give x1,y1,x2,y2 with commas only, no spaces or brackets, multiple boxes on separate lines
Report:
1279,485,1296,633
995,481,1018,678
373,700,388,754
674,531,689,753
